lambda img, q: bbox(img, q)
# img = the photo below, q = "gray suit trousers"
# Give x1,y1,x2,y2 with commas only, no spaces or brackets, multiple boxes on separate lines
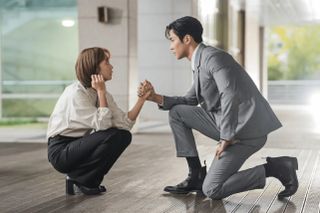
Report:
169,104,267,199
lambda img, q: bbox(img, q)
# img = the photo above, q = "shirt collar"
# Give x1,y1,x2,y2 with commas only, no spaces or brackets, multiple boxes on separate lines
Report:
191,43,201,71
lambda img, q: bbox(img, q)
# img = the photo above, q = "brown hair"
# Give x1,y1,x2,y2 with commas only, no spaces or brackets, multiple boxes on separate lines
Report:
75,47,111,88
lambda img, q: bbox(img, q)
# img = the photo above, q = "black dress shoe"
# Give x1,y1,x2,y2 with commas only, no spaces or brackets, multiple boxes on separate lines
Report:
266,156,299,198
164,166,207,194
66,176,107,195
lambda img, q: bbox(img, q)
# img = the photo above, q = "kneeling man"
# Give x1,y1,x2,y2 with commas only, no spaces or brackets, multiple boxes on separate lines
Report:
139,16,299,200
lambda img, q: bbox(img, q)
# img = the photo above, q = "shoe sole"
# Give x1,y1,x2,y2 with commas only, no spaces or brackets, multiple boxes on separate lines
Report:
164,189,202,194
278,185,299,199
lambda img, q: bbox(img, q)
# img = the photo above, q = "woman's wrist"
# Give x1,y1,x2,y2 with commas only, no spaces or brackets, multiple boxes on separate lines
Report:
138,96,147,103
97,89,106,96
96,89,107,107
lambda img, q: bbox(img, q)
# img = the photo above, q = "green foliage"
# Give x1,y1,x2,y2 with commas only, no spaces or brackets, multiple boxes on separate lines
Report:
0,118,38,126
2,99,57,117
268,25,320,80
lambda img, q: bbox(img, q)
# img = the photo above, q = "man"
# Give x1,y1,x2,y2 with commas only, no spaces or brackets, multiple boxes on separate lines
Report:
139,16,298,200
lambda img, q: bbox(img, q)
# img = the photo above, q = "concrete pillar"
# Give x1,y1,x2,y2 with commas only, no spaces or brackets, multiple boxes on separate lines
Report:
244,6,261,91
77,0,138,117
260,26,268,97
138,0,194,124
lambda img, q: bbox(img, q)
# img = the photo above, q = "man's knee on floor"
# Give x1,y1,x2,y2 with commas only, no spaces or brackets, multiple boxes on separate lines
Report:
202,182,224,200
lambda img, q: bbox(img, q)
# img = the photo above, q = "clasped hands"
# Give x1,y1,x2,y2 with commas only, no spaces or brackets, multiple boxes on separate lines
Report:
90,75,154,101
137,80,155,101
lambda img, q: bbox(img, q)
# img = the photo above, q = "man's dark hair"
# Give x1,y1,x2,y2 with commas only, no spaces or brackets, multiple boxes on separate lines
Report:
165,16,203,43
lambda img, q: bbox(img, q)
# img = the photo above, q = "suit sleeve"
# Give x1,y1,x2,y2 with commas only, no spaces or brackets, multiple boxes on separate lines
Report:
206,53,240,141
159,83,198,110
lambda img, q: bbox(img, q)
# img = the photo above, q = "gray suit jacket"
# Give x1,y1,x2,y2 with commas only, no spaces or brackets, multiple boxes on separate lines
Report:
160,43,282,140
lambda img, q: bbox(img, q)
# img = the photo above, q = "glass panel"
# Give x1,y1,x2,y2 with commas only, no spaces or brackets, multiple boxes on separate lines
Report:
267,25,320,104
2,99,57,117
198,0,221,47
0,0,78,117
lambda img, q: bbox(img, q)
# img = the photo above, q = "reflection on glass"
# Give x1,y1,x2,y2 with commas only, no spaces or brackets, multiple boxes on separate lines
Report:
267,25,320,105
0,0,78,117
309,92,320,133
198,0,220,47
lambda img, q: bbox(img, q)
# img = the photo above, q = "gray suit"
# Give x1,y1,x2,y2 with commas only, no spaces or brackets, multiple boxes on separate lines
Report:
160,43,282,199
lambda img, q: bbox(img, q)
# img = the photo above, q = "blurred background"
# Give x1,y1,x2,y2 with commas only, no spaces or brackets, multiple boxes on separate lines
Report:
0,0,319,141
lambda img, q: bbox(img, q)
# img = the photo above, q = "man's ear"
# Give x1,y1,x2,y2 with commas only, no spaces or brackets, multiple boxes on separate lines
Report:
183,35,192,44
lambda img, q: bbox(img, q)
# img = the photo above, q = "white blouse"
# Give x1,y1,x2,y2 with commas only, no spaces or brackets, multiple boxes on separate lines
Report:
47,81,135,139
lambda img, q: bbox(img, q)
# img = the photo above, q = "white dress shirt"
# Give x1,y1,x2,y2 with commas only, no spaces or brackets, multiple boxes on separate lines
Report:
47,81,135,139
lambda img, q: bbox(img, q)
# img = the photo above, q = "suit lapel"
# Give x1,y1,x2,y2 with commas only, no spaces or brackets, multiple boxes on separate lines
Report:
194,43,205,101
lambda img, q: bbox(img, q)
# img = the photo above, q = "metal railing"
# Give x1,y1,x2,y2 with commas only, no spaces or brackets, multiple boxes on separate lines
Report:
1,80,74,99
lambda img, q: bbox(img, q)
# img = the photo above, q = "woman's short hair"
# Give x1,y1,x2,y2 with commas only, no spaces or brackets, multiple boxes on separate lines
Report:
75,47,110,88
165,16,203,43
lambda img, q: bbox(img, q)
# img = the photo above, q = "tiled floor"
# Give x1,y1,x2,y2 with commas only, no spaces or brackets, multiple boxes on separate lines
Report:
0,105,319,213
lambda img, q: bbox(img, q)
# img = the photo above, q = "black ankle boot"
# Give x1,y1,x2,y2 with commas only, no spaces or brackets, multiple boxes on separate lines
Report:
164,165,207,194
265,156,299,198
66,176,107,195
66,177,77,195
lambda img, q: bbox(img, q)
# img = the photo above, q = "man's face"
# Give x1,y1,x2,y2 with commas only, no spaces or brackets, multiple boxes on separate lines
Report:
168,29,188,60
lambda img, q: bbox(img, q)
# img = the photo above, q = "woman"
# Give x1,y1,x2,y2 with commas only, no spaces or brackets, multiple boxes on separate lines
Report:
47,47,150,195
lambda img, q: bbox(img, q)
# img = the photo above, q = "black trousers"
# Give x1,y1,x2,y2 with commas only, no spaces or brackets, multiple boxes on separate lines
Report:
48,128,132,188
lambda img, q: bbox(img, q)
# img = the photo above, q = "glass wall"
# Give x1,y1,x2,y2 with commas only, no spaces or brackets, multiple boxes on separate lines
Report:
198,0,245,66
0,0,78,117
198,0,222,47
267,25,320,105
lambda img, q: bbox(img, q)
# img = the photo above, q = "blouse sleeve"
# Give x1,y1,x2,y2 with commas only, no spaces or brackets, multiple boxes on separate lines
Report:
69,90,113,131
107,93,135,131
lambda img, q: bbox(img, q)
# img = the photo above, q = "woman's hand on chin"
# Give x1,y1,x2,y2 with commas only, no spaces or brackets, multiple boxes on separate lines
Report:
91,74,106,93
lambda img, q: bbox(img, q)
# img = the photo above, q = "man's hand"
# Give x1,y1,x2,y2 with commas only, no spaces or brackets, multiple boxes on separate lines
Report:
138,80,155,101
139,84,152,100
215,139,232,159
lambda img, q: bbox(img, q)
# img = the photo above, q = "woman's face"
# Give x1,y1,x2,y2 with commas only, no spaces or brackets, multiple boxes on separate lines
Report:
98,55,113,81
